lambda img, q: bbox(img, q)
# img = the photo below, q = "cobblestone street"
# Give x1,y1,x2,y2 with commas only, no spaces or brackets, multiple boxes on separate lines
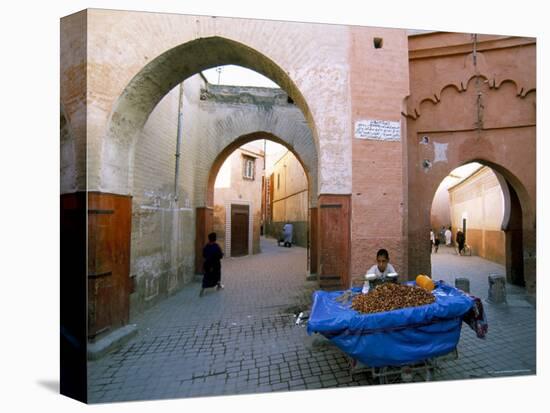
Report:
88,239,536,403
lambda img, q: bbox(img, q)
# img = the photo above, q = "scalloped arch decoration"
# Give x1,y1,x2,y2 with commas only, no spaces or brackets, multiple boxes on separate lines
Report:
409,74,532,119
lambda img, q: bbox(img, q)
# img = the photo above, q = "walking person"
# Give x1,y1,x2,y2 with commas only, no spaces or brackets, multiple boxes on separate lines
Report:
456,230,466,255
431,229,440,253
282,222,293,248
439,226,446,247
200,232,224,297
445,227,452,246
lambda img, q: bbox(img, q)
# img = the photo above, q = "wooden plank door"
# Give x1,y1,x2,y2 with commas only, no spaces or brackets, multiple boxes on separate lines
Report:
231,204,249,256
87,192,132,340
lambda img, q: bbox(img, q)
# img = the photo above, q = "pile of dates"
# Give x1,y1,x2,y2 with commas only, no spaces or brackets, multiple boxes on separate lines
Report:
351,283,435,314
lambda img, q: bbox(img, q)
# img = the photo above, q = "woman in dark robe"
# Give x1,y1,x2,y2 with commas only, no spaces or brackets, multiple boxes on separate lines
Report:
200,232,224,297
456,230,466,255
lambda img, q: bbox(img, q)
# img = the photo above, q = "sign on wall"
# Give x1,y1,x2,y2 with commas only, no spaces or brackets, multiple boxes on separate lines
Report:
354,119,401,141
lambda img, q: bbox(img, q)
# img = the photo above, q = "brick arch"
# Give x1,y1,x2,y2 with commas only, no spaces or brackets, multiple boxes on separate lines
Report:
427,159,533,225
102,36,319,195
205,132,315,207
461,160,533,226
427,159,534,231
195,131,318,275
194,104,318,207
427,158,533,289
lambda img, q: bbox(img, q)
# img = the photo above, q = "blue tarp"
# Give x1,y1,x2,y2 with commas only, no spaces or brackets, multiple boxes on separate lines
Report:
307,281,475,367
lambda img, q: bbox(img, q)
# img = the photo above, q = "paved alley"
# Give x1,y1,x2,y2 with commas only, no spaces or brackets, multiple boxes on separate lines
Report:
88,240,536,403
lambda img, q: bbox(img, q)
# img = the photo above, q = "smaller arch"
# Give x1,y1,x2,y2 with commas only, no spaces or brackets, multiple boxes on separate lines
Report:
418,95,439,108
458,158,533,225
197,131,317,274
523,88,536,98
433,83,463,102
428,158,533,227
428,159,534,289
492,78,529,97
205,132,315,208
463,73,490,90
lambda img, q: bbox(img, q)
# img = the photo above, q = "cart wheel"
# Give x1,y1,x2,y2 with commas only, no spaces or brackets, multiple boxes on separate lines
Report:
426,367,433,381
348,357,357,379
378,367,387,384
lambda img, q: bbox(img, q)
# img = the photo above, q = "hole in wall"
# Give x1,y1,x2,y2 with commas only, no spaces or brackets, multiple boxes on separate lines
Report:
373,37,383,49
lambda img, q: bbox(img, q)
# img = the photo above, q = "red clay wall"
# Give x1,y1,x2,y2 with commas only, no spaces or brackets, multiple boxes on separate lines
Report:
405,33,536,293
349,27,410,285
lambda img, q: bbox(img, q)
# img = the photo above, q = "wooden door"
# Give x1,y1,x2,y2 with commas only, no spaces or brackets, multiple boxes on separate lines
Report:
318,195,351,290
231,204,249,256
87,192,132,340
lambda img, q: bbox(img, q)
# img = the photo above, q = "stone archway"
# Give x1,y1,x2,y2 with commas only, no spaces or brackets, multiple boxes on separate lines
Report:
428,160,532,288
84,33,338,339
196,132,318,276
100,36,320,196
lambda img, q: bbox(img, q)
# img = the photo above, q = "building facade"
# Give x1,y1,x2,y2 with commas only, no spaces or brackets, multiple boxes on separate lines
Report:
404,33,535,291
449,166,506,266
213,143,264,257
60,9,536,353
265,150,309,247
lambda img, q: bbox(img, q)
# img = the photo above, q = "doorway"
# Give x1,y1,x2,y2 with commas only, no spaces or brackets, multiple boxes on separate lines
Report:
231,204,249,256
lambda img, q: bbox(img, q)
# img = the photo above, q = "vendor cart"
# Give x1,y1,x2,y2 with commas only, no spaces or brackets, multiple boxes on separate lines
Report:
347,348,458,384
306,281,477,384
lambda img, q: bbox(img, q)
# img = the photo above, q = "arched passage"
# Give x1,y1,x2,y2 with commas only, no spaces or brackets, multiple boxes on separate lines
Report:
102,36,320,196
196,132,318,276
404,36,536,296
206,132,316,207
85,35,329,339
429,160,531,287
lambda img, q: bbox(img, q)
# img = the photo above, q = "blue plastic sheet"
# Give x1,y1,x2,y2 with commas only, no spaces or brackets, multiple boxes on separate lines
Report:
307,281,474,367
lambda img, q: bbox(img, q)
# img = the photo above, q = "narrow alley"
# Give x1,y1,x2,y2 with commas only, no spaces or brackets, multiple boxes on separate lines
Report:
88,240,535,403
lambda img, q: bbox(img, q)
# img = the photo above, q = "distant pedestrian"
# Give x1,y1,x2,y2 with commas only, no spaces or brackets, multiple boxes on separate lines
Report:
432,229,440,253
439,226,446,246
430,230,435,253
282,222,293,247
200,232,224,297
445,227,452,246
456,230,465,255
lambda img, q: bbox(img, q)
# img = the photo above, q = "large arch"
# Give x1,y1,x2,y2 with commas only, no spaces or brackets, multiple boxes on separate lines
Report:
85,34,328,339
101,36,320,196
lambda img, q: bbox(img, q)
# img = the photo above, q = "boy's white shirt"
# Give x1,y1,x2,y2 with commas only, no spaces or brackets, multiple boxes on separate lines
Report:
366,263,396,278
